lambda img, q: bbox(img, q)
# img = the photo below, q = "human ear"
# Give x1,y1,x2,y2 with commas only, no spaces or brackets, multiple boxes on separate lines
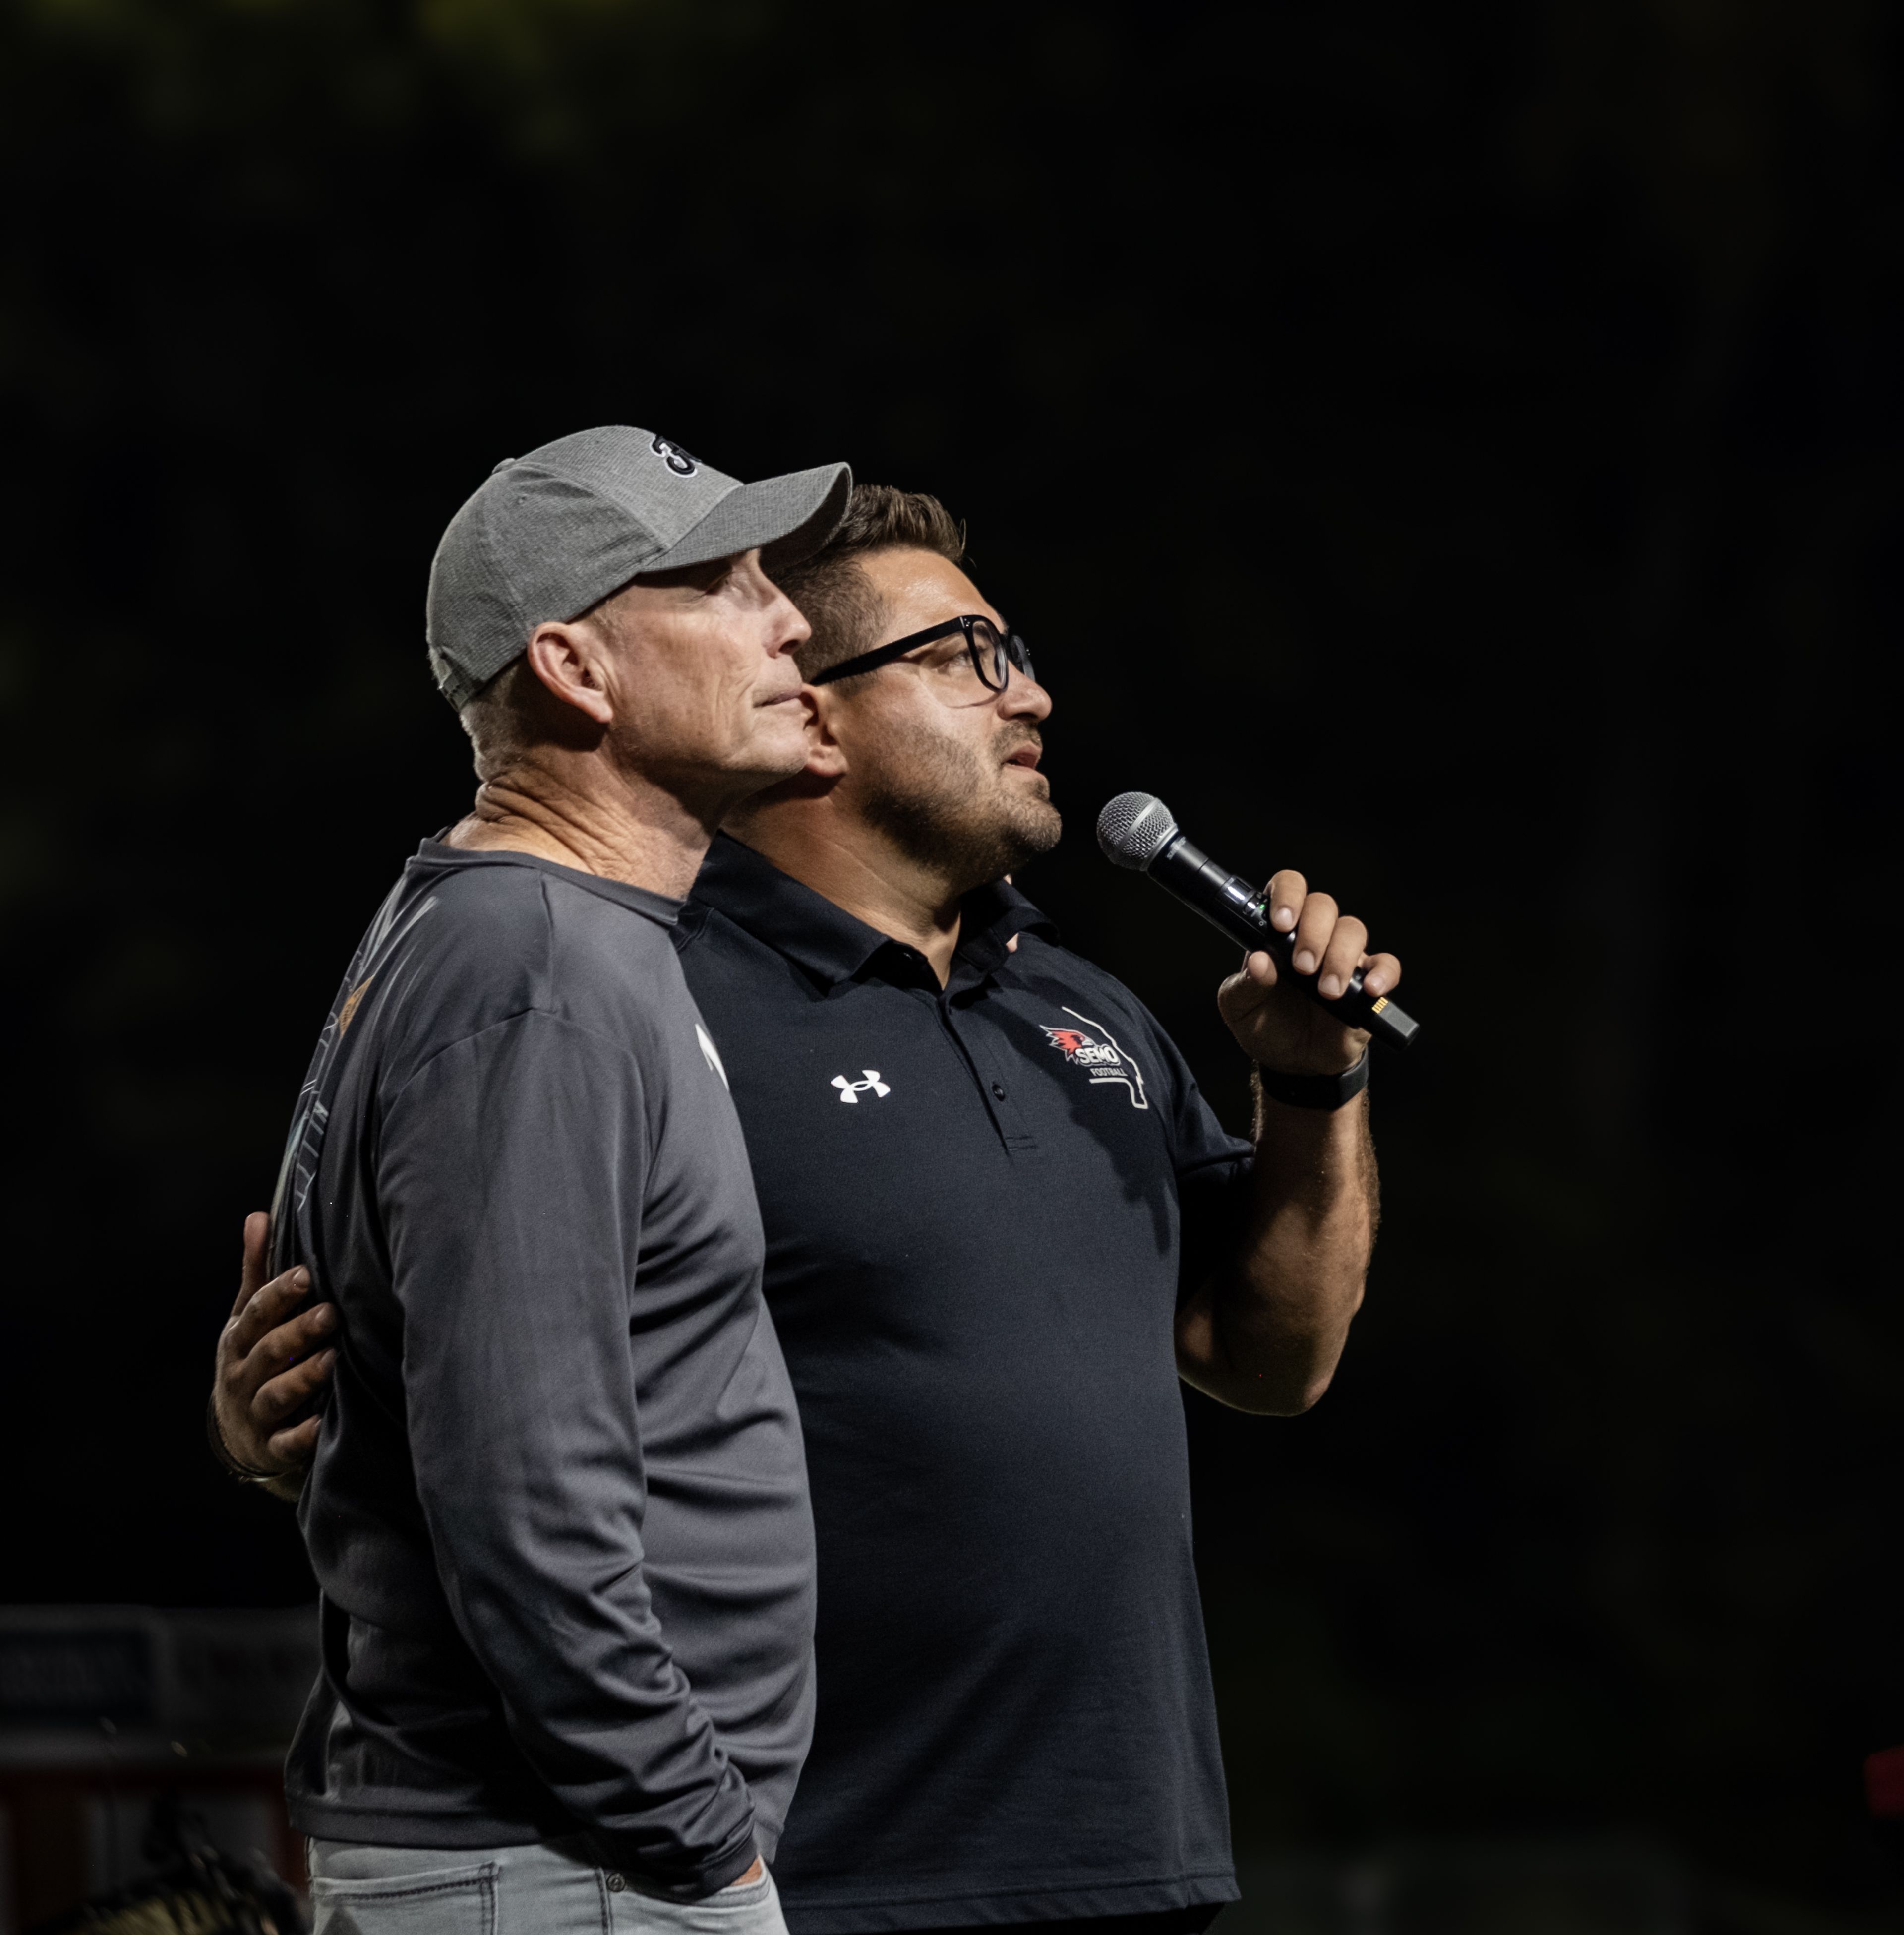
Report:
801,686,849,780
523,622,615,728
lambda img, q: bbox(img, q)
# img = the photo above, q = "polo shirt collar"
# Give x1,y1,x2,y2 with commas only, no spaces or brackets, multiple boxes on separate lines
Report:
693,833,1057,992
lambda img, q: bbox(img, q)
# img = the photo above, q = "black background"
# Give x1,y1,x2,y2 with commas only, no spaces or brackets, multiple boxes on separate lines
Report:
2,0,1900,1921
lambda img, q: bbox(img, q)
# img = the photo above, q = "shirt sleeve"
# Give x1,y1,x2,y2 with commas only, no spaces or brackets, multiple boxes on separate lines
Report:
1141,1006,1256,1308
377,1008,759,1896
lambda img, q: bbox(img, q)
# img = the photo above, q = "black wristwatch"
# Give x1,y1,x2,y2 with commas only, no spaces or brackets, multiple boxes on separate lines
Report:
1258,1049,1369,1111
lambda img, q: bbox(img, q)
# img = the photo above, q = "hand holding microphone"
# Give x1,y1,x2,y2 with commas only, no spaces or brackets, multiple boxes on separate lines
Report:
1097,792,1417,1097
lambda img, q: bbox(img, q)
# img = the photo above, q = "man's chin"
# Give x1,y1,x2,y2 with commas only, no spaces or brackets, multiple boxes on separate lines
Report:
742,713,814,780
991,798,1063,879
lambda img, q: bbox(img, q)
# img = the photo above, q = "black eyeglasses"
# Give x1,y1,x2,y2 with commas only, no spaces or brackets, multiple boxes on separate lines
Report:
808,614,1035,692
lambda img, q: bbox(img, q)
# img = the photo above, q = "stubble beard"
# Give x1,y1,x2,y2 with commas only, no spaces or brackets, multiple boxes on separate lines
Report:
857,714,1063,893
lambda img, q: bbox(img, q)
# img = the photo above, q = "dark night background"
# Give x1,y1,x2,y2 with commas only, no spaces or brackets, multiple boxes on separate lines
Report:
2,0,1900,1927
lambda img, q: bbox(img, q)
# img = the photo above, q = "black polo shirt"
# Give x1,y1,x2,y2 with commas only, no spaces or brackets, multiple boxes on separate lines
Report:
676,835,1253,1935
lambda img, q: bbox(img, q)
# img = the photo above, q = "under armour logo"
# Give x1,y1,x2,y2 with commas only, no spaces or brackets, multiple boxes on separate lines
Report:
651,433,698,477
831,1070,891,1104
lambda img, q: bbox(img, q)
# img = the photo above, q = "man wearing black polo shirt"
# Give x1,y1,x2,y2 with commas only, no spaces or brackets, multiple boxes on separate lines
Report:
215,487,1398,1935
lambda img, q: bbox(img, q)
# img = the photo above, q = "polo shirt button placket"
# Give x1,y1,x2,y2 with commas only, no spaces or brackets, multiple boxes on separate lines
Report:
927,968,1039,1155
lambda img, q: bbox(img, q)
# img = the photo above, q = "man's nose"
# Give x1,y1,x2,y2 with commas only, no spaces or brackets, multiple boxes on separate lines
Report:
768,596,811,654
1001,671,1052,721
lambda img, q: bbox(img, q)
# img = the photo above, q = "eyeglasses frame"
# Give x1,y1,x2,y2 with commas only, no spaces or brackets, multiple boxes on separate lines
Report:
806,614,1034,692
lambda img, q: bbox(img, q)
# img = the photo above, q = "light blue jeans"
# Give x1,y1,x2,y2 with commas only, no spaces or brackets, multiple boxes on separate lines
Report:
307,1837,788,1935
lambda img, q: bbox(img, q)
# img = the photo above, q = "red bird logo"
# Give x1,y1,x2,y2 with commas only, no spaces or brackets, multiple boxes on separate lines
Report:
1038,1013,1151,1110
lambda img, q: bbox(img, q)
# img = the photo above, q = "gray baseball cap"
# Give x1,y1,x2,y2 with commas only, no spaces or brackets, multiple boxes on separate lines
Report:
425,425,852,709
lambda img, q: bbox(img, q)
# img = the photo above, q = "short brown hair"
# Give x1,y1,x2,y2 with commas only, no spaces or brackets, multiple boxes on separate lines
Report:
776,484,966,681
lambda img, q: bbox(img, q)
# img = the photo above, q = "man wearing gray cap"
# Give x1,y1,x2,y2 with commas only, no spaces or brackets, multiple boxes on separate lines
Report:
221,426,849,1931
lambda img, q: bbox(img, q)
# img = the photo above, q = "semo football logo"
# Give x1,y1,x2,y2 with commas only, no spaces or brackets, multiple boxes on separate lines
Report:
1039,1007,1149,1110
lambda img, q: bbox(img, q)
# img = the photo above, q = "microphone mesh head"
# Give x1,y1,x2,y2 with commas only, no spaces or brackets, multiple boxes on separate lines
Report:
1097,791,1179,870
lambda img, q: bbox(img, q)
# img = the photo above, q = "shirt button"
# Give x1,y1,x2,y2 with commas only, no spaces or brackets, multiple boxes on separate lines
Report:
606,1873,626,1893
991,1082,1008,1100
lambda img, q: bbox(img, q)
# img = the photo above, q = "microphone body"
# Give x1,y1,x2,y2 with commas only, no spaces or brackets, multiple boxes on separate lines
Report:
1097,793,1420,1052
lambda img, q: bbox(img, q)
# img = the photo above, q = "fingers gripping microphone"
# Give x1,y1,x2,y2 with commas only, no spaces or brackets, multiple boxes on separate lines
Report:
1096,792,1420,1051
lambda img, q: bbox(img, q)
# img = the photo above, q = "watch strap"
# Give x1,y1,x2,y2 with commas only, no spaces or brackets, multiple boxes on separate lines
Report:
1258,1049,1370,1111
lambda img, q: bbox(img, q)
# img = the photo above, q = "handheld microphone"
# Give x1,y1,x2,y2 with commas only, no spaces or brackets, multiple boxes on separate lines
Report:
1096,791,1420,1051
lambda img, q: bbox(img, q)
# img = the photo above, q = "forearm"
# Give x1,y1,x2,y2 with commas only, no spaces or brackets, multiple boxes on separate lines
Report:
1177,1073,1377,1413
425,1498,760,1894
413,1390,760,1892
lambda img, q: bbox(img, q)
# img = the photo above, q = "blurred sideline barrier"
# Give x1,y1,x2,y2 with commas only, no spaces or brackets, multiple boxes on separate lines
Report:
0,1605,314,1931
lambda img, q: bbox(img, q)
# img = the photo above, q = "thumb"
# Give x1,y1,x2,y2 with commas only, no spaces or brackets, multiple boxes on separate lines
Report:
1218,952,1278,1014
232,1210,272,1318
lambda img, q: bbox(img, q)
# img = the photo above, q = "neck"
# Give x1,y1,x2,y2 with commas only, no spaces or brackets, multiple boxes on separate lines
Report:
730,807,968,986
445,747,742,900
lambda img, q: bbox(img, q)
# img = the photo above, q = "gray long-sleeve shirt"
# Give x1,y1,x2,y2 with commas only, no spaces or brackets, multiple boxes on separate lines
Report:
274,842,815,1894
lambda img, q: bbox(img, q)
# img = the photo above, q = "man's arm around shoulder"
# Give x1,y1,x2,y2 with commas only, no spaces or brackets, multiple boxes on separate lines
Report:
208,1211,334,1502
